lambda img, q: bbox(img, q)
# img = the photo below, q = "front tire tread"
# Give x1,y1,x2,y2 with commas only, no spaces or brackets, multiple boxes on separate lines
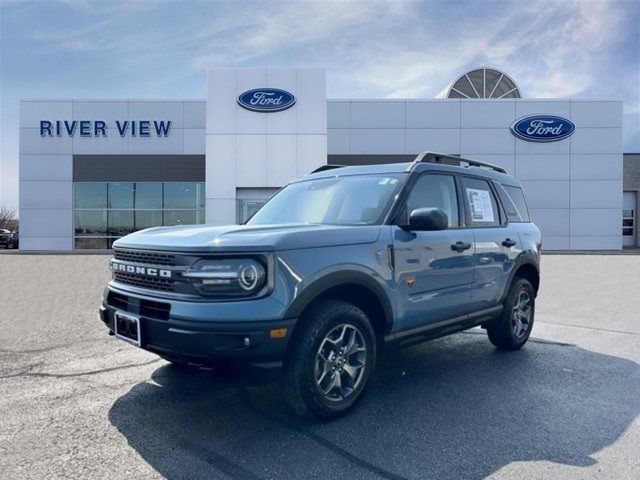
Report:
283,300,376,420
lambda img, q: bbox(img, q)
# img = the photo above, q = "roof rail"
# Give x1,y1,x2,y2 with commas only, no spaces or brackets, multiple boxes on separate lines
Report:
408,151,507,174
311,164,346,174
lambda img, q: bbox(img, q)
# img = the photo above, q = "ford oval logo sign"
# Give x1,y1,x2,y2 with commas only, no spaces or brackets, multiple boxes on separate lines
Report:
237,88,296,112
511,115,575,142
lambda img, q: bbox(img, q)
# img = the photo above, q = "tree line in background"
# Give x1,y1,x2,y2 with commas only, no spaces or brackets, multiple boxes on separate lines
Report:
0,205,18,231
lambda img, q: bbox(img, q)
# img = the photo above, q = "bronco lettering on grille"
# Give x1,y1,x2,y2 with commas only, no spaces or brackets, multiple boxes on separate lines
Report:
109,260,172,278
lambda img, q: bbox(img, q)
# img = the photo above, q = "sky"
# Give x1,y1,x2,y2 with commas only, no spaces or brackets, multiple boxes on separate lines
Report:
1,0,639,211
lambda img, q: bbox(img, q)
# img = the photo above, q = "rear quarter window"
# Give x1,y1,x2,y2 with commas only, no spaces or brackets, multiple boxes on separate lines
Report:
503,185,530,222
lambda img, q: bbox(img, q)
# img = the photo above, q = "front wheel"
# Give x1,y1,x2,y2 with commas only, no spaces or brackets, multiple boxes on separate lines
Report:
283,300,376,420
487,277,535,350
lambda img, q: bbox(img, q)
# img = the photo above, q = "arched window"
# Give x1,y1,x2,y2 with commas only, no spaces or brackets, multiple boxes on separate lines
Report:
447,68,521,99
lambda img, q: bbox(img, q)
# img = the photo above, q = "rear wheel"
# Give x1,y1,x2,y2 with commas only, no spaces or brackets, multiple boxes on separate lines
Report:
487,277,535,350
283,300,376,420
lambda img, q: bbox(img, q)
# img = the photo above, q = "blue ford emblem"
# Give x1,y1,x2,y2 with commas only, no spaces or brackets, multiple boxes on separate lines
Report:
237,88,296,112
511,115,575,142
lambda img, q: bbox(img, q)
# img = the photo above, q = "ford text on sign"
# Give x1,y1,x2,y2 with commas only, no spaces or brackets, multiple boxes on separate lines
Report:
510,115,575,142
237,88,296,112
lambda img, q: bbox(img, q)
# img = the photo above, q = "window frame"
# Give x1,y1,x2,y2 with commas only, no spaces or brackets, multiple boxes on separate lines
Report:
107,182,134,209
393,172,463,230
492,181,523,223
74,209,108,237
74,182,108,209
459,174,507,229
134,182,164,209
72,182,206,249
499,183,531,223
247,173,406,227
162,182,199,209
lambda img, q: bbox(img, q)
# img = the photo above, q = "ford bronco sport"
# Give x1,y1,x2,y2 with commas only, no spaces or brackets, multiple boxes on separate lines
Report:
100,152,541,419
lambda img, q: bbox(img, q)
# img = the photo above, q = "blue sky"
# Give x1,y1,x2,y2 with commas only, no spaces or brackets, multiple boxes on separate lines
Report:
1,0,639,209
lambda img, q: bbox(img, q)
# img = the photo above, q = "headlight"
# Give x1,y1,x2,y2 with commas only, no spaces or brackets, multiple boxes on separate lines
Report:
183,258,267,297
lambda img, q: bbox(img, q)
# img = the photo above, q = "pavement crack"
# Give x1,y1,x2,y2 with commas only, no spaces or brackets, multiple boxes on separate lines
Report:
236,390,407,480
0,339,103,354
0,358,161,379
176,437,263,480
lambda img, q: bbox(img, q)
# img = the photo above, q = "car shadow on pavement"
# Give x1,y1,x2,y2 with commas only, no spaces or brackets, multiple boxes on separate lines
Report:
108,332,640,480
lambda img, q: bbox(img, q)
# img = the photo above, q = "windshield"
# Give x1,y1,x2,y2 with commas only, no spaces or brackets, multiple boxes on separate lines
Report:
247,174,405,226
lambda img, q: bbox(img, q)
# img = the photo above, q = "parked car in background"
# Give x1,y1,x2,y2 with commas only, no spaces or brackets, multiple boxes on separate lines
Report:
9,228,19,249
0,229,13,249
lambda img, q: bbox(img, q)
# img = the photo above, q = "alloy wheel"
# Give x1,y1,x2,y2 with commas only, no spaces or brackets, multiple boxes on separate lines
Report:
511,290,532,339
314,324,367,401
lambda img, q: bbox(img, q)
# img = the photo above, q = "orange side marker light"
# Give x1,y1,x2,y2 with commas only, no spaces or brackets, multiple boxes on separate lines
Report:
270,328,288,339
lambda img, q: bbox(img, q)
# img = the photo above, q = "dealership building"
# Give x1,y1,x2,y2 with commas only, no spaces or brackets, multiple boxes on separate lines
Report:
18,67,638,250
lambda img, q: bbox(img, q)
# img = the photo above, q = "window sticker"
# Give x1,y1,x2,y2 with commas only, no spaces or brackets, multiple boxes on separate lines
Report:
378,177,398,185
466,188,494,222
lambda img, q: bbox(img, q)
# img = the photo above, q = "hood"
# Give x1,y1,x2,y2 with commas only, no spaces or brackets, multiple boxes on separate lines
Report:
113,223,382,253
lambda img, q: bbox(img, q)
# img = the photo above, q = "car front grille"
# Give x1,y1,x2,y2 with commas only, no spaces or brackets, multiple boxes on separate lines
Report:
110,248,203,295
113,248,176,266
112,271,176,292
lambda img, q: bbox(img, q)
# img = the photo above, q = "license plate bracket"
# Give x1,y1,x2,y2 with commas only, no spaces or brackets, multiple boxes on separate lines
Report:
114,311,141,347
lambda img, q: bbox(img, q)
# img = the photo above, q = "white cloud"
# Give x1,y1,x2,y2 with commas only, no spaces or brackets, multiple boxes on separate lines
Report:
1,0,638,209
335,1,631,101
16,1,636,102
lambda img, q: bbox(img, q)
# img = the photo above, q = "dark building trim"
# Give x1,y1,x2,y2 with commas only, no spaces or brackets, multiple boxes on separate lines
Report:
623,153,640,191
73,155,205,182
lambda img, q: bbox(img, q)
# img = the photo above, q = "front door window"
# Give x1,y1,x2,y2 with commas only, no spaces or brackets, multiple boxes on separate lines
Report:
404,174,459,227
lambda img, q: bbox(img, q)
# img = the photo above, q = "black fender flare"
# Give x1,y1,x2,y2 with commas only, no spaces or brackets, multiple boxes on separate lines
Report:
283,270,395,333
499,251,540,303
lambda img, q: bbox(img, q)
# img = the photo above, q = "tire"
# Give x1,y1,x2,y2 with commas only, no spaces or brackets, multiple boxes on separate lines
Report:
487,277,535,350
283,300,376,420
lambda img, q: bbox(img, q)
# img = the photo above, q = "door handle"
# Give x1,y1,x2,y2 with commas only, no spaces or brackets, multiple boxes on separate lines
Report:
451,241,472,252
502,238,517,248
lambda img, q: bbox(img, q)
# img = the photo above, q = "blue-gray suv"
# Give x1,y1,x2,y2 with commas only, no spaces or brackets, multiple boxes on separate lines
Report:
100,152,541,419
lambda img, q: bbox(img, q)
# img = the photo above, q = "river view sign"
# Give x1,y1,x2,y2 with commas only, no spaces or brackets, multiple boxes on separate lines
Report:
40,120,172,137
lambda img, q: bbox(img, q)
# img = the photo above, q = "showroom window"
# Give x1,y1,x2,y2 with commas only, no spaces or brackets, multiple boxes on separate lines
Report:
74,182,206,249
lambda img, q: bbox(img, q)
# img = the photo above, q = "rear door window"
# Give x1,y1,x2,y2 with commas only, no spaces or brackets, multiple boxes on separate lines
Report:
461,177,501,227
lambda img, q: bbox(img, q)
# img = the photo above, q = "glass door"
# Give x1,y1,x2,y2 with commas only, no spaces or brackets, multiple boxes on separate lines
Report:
241,201,265,223
623,191,636,247
236,188,278,224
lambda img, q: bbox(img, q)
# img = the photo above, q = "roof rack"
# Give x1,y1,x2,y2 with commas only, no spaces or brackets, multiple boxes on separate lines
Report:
408,151,507,174
311,164,346,174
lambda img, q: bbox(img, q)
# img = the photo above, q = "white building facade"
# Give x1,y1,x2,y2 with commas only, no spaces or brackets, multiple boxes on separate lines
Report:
18,67,627,251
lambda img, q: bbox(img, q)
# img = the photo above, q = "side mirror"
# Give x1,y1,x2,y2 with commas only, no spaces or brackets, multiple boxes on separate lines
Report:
407,208,448,231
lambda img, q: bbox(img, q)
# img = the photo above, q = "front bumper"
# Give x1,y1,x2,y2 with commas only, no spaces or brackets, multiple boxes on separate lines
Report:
100,284,296,372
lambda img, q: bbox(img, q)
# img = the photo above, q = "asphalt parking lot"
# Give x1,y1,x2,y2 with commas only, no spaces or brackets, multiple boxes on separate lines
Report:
0,254,639,479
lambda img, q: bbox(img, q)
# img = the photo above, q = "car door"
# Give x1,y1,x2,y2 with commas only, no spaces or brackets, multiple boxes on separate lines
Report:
459,176,520,311
393,173,475,332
